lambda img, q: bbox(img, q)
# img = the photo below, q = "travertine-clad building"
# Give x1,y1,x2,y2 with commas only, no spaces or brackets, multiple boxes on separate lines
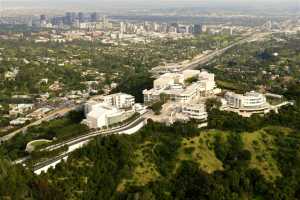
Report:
182,103,208,120
103,93,135,109
143,70,218,104
84,93,136,129
225,91,268,111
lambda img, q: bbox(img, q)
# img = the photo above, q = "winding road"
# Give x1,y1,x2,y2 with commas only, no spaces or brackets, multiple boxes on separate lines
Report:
24,114,147,174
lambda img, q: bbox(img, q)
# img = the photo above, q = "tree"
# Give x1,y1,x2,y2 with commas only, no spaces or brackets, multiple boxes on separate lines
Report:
206,98,222,112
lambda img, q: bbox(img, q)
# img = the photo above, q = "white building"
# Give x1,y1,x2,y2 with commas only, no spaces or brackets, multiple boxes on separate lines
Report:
85,103,121,128
198,71,216,92
84,102,135,129
225,91,268,111
143,70,218,104
10,118,31,126
182,69,201,81
153,73,178,89
103,93,135,109
9,104,34,116
182,103,208,121
84,93,136,129
153,70,200,90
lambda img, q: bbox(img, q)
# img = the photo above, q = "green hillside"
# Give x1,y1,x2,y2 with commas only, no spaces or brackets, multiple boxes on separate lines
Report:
1,98,300,199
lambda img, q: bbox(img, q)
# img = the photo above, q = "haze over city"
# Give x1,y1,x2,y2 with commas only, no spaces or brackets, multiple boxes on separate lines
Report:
1,0,299,13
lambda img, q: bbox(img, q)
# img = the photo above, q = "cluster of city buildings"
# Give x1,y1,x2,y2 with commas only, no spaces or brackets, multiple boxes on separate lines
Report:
39,13,205,35
120,22,204,35
37,13,251,37
83,93,145,129
39,13,113,30
0,12,263,45
33,13,250,44
39,12,206,35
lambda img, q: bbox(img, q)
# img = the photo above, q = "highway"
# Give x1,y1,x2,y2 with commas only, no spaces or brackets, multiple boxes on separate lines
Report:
151,32,271,76
180,32,271,71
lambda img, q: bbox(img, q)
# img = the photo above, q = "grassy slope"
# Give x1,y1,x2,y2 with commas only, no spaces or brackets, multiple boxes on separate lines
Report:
118,127,297,190
118,130,225,190
41,124,298,198
30,140,51,148
117,141,160,191
242,126,294,181
176,131,224,174
242,129,281,181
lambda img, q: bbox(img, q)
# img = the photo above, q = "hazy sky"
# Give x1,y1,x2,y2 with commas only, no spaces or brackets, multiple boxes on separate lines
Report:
2,0,299,13
3,0,298,4
4,0,298,3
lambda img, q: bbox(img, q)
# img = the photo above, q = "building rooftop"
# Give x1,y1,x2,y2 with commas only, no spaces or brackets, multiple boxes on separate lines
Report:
104,92,134,98
86,103,118,119
245,91,264,97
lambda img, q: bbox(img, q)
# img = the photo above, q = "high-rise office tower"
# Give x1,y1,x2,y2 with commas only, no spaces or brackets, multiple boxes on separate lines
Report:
91,12,100,22
65,12,77,25
78,12,85,23
40,14,48,27
40,14,47,21
193,24,202,35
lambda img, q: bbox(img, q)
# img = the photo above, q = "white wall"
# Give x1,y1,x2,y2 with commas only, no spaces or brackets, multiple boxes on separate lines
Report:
34,156,68,175
34,140,90,175
120,120,146,135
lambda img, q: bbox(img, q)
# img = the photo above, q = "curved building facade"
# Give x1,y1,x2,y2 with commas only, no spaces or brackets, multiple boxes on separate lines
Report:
225,91,268,111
